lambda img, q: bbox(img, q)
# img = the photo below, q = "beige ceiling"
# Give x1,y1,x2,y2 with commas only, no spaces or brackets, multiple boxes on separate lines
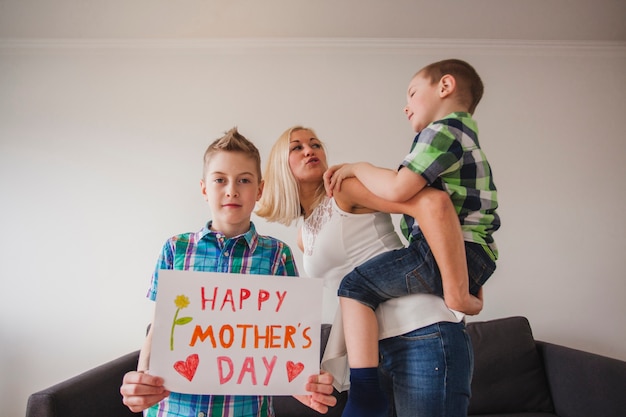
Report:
0,0,625,42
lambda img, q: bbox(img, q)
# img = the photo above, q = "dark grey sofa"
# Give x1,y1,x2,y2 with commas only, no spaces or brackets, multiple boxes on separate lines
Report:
26,316,626,417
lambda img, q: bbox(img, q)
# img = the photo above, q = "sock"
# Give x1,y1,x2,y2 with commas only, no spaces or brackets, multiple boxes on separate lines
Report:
342,367,388,417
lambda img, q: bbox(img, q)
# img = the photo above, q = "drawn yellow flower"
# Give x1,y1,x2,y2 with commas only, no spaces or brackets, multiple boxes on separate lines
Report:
174,294,190,309
170,294,193,351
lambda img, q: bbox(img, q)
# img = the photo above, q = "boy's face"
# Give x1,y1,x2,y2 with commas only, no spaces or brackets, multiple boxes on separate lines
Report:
201,151,263,238
404,73,441,133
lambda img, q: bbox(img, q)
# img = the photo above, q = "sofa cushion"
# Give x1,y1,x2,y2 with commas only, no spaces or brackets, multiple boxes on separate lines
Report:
467,316,554,415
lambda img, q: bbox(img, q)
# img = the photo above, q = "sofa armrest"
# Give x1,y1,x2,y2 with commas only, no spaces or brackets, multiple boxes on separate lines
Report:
537,341,626,417
26,350,141,417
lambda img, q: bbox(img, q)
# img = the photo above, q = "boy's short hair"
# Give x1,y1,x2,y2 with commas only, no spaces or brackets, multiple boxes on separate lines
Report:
203,127,262,181
418,59,484,114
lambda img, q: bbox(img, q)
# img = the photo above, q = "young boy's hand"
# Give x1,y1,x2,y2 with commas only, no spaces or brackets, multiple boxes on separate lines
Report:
120,371,170,412
323,163,356,196
293,371,337,413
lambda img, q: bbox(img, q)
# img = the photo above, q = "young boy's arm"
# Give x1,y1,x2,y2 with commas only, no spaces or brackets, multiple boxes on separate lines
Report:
324,162,427,202
120,312,170,412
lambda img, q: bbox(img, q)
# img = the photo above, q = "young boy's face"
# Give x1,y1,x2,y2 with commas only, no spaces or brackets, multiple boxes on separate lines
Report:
201,151,263,238
404,73,441,133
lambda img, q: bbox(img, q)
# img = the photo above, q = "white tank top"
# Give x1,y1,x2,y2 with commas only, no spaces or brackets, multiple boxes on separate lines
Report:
302,197,460,391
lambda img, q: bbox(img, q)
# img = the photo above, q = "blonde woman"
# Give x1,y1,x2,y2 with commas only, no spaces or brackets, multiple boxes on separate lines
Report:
257,126,478,417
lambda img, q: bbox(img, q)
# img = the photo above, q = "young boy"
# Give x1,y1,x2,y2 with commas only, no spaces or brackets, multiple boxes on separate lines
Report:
324,59,500,416
120,127,336,416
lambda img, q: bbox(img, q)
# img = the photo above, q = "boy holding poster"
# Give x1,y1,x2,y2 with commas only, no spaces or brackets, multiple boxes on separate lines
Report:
120,127,336,416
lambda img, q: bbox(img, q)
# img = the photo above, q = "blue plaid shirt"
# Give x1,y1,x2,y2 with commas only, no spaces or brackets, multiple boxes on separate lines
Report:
146,221,298,417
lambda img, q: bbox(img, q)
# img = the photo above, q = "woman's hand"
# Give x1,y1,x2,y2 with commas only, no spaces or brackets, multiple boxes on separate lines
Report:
446,287,484,316
293,370,337,414
120,371,170,412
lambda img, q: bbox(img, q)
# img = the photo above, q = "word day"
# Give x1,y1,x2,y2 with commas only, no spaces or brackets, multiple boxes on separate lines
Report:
217,355,304,385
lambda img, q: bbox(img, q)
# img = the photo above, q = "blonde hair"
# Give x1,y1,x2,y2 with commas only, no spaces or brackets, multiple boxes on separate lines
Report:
256,126,326,226
203,127,262,181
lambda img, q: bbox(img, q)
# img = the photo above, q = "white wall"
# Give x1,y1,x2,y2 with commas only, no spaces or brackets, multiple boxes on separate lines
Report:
1,39,625,417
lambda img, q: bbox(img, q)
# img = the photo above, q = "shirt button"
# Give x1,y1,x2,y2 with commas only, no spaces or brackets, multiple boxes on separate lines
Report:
224,251,229,257
198,412,206,417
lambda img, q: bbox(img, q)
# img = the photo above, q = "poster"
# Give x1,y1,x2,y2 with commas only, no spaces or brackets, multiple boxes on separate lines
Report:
149,270,323,395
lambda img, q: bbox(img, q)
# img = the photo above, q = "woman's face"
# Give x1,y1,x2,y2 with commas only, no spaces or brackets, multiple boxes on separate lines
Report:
287,129,327,185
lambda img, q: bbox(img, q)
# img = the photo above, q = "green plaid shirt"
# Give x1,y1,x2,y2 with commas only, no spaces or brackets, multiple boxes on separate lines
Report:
146,221,298,417
400,112,499,258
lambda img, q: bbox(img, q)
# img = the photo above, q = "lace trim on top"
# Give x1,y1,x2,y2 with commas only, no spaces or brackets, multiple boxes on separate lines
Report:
303,197,334,257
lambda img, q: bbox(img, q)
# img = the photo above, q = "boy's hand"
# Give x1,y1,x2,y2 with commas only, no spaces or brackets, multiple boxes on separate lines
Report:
323,163,356,196
293,371,337,414
120,371,170,412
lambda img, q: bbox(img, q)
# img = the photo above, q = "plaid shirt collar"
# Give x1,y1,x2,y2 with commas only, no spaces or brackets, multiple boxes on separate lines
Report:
200,221,258,252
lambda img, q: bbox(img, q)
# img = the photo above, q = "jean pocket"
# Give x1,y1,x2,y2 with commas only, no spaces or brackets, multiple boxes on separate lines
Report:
398,326,441,341
405,251,443,297
465,244,496,294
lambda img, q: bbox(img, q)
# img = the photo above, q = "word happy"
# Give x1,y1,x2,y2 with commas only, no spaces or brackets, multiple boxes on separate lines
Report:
201,286,287,312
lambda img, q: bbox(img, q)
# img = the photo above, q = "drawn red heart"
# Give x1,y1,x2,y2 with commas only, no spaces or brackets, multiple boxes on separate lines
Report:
286,361,305,382
173,354,199,382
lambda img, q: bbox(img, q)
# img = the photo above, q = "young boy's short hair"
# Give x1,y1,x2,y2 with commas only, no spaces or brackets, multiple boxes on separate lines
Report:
203,127,263,180
418,59,484,114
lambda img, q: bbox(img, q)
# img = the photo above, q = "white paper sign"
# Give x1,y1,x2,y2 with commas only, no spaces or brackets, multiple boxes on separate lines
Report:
149,270,323,395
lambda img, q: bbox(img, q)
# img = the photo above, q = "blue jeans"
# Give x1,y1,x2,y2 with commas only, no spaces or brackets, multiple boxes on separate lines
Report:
378,321,473,417
337,231,496,309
